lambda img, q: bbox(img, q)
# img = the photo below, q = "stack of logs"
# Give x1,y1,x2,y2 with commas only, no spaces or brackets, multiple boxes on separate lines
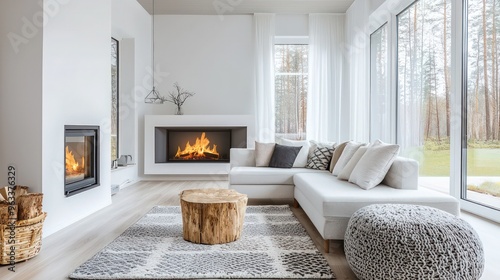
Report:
0,186,43,224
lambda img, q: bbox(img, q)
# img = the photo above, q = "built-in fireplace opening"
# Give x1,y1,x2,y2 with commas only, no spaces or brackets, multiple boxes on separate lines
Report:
64,125,100,196
154,126,247,164
167,130,231,162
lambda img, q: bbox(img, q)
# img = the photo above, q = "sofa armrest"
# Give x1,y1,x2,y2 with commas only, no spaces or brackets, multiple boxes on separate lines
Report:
230,148,255,168
382,157,419,190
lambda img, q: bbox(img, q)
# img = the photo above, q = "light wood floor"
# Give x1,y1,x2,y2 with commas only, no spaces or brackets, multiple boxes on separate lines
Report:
0,180,498,280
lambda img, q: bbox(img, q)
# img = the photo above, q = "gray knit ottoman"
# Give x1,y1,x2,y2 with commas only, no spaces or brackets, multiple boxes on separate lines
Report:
344,204,484,280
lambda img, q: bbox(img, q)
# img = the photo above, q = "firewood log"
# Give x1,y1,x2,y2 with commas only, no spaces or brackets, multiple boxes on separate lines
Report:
0,186,8,201
203,152,219,159
0,185,29,202
0,202,17,224
14,185,29,201
17,193,43,220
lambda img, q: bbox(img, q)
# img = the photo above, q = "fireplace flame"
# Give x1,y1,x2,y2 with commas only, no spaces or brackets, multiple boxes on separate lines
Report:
174,132,219,160
66,146,84,175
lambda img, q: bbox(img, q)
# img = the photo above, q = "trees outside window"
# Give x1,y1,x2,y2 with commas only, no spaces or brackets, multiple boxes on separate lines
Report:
274,44,308,140
370,24,391,142
464,0,500,210
369,0,500,219
396,0,451,193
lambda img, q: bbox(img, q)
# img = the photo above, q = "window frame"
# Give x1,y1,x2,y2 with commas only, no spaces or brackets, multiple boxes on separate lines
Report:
111,37,119,161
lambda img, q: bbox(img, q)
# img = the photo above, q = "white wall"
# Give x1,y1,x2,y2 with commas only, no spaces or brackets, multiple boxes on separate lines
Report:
0,0,43,193
276,14,308,36
369,0,386,14
41,0,112,237
151,15,255,116
1,0,114,237
137,15,255,177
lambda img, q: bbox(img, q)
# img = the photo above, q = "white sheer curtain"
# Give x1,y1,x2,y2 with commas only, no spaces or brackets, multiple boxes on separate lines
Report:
345,1,370,143
254,14,275,142
307,14,345,143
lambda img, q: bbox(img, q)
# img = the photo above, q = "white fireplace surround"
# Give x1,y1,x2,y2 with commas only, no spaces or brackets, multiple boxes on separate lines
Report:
144,115,255,175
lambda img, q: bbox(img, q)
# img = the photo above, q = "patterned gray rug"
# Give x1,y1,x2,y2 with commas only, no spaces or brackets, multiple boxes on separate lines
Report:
69,205,335,279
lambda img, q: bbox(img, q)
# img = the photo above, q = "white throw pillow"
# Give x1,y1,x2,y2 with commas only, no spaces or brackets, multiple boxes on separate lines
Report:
255,141,275,167
332,141,366,176
337,146,368,180
279,139,310,167
309,140,336,150
349,141,400,190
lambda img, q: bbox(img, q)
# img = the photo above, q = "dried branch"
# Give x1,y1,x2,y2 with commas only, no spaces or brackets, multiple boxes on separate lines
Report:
162,82,196,107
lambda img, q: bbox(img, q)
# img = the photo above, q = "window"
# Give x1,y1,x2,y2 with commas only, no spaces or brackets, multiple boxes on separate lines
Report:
370,24,391,142
368,0,500,221
111,38,119,160
463,0,500,210
274,44,308,140
396,0,451,194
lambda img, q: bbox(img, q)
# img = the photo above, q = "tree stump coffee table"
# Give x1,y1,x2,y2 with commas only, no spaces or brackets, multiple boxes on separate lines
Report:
180,188,248,245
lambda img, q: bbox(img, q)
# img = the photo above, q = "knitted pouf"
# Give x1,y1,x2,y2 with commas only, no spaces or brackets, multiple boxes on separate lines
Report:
344,204,484,280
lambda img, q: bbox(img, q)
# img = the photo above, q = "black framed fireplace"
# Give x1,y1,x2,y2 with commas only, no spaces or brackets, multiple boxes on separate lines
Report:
154,126,247,164
64,125,100,196
167,130,231,162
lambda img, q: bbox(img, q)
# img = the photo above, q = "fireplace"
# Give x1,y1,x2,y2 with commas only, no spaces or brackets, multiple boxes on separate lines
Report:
167,130,231,162
64,125,99,196
154,126,247,165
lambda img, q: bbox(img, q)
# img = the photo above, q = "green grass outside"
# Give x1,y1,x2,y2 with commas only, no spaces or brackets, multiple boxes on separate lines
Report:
411,145,500,198
416,148,500,177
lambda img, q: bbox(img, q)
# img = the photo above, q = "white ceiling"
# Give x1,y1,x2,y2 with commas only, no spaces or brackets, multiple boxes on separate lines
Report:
136,0,355,15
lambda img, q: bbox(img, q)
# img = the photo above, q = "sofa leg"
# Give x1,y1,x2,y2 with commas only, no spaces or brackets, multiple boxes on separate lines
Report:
324,239,330,253
293,199,300,208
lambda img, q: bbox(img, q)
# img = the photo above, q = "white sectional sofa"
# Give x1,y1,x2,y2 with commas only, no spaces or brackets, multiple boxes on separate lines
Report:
229,148,460,253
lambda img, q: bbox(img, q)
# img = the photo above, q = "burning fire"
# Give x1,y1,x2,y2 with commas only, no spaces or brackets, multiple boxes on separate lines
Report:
174,132,219,160
66,146,84,175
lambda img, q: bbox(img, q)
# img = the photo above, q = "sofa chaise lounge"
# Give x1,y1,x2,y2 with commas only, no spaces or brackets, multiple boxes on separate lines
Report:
229,148,460,253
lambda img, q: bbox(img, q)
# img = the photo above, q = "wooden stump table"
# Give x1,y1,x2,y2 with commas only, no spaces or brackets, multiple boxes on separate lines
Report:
180,188,247,245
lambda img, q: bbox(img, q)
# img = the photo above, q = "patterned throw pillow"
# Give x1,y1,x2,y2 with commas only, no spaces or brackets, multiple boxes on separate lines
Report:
306,146,334,170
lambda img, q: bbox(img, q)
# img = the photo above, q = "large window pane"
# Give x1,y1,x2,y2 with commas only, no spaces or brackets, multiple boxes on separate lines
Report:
397,0,451,193
465,0,500,209
111,38,119,160
274,45,308,140
370,24,391,142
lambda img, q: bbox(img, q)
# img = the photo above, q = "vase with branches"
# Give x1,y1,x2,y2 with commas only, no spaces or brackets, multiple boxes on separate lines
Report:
163,83,196,115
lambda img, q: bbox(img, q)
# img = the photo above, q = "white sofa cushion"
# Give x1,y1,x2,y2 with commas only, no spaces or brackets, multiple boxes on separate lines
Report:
255,142,275,167
349,141,400,189
382,157,419,190
230,166,325,185
293,172,459,218
332,141,366,176
337,146,368,180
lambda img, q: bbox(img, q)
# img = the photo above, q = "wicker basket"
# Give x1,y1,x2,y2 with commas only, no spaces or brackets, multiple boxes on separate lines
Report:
0,212,47,264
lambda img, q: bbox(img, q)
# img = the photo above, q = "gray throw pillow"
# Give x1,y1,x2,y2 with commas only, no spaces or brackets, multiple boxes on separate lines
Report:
269,144,302,168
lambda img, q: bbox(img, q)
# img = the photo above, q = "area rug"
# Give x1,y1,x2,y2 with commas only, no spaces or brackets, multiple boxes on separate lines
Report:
69,205,335,279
